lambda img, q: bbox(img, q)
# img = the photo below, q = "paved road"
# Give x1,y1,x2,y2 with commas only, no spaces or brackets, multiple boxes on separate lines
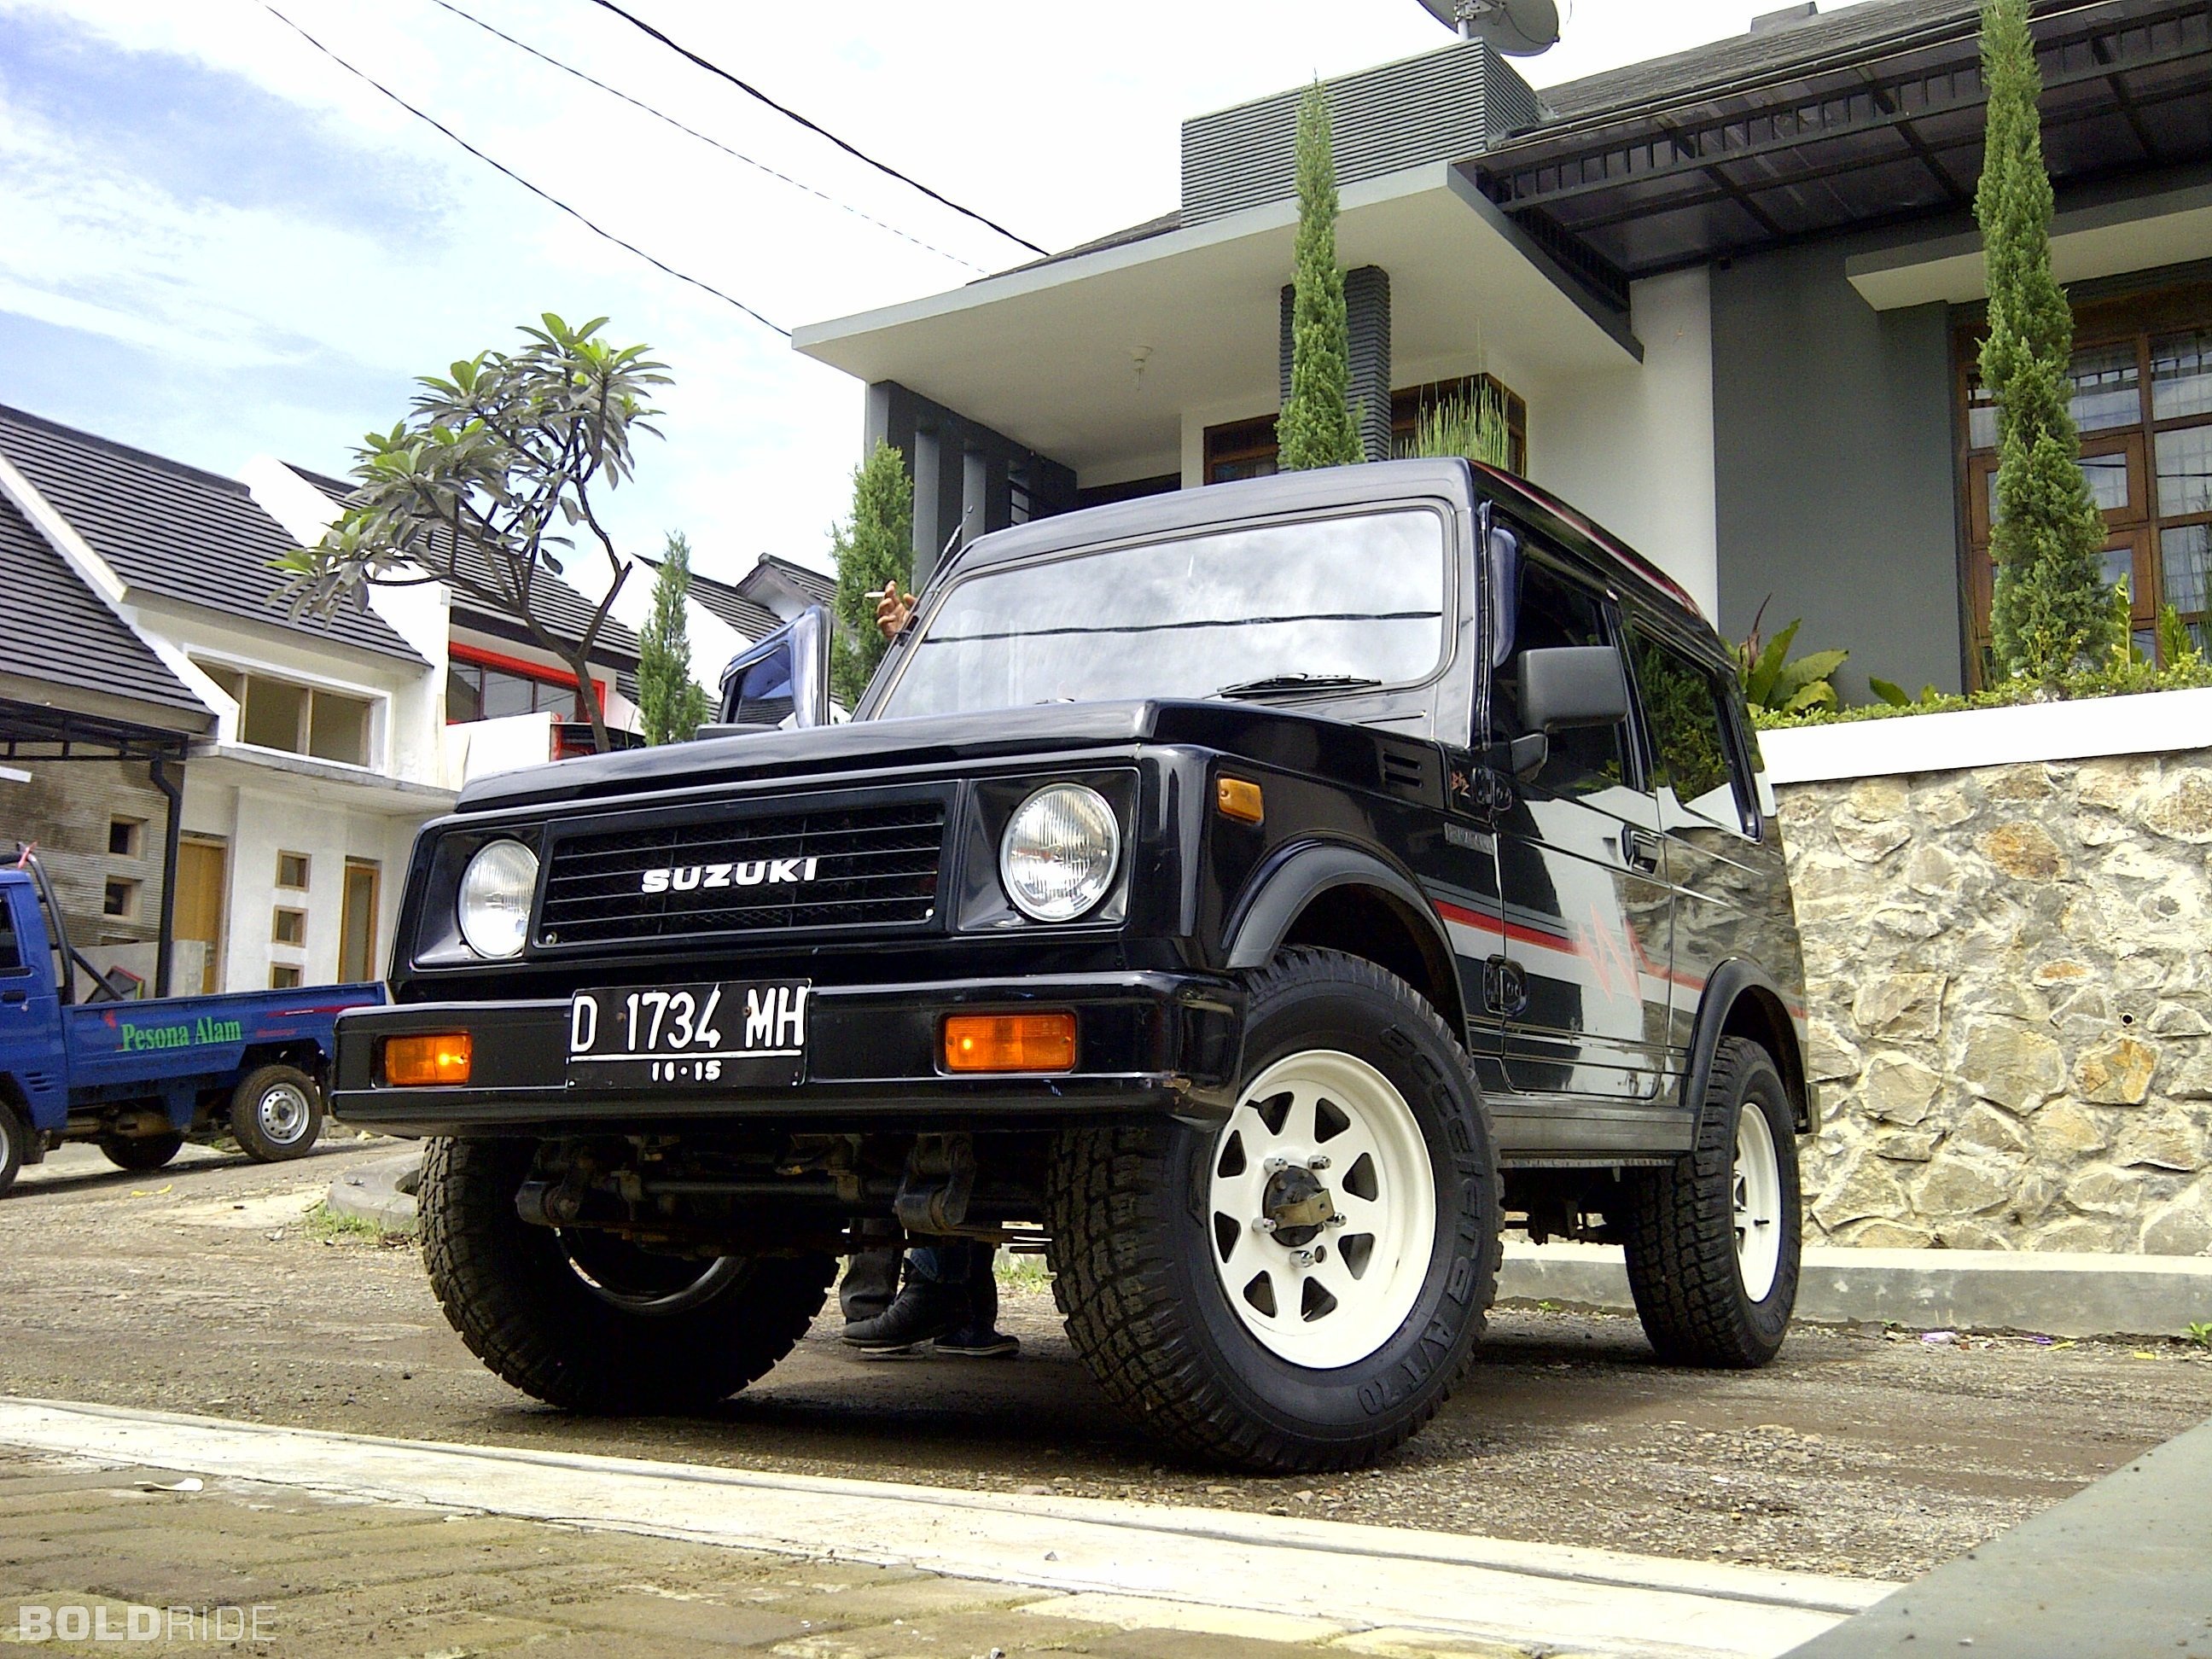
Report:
3,1142,2209,1586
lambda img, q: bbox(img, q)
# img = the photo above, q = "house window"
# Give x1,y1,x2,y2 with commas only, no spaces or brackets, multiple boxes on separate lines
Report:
270,963,304,990
446,652,591,724
1959,283,2212,681
199,665,375,766
108,818,144,858
1203,375,1529,485
102,878,138,919
271,908,306,946
276,852,311,890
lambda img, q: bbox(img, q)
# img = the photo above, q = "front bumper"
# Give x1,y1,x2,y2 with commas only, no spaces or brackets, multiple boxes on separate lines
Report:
329,970,1244,1137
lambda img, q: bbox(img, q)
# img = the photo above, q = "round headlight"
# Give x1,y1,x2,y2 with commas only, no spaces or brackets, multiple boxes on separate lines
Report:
457,839,538,959
1000,784,1121,923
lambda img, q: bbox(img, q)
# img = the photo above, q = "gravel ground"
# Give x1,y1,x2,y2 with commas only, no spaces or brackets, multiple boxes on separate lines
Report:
3,1139,2208,1586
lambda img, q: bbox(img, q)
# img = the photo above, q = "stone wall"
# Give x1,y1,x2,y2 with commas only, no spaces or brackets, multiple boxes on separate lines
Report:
1778,751,2212,1255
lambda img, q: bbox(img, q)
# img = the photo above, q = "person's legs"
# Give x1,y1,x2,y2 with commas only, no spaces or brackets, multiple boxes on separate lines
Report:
934,1240,1019,1358
841,1241,964,1351
839,1219,904,1325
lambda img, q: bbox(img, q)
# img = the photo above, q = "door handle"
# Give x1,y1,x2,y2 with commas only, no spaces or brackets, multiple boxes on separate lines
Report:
0,991,25,1007
1621,826,1662,874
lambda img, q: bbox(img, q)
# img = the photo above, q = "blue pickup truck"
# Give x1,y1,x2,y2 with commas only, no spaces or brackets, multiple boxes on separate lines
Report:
0,853,383,1195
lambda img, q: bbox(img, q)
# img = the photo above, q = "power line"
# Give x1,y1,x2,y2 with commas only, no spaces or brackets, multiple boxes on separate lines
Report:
255,1,789,337
424,0,984,273
580,0,1050,259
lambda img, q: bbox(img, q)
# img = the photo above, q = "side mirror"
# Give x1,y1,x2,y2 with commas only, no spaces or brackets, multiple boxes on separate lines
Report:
1519,645,1629,733
702,604,833,736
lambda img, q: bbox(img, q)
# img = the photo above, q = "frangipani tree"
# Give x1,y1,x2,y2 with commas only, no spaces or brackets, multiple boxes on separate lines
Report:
284,312,668,754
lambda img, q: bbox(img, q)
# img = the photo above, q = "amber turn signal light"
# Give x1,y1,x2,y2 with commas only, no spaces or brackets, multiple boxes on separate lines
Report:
1215,777,1265,824
383,1033,473,1087
943,1012,1077,1074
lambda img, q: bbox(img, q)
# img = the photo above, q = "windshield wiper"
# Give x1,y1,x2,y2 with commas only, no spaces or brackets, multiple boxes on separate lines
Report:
1213,672,1384,701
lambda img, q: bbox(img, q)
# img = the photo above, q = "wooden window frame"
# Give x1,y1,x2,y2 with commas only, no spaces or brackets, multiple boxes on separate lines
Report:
1953,282,2212,684
276,852,311,891
1202,373,1531,486
271,907,307,946
447,641,608,725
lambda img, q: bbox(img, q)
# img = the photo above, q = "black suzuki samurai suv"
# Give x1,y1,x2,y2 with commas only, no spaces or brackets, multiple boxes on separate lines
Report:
331,457,1813,1473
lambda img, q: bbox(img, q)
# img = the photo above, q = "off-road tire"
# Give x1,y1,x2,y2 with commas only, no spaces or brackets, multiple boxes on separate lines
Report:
229,1064,324,1162
1045,948,1500,1473
0,1103,24,1196
1621,1037,1801,1368
100,1131,183,1172
420,1137,835,1414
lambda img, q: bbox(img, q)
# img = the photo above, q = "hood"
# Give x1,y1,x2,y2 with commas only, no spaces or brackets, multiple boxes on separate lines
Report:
457,699,1409,813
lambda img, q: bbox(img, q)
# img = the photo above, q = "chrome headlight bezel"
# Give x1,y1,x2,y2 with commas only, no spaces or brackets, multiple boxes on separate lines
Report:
998,783,1122,923
456,838,539,959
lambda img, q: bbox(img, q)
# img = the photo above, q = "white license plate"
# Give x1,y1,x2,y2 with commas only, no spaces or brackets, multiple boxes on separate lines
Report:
566,981,809,1089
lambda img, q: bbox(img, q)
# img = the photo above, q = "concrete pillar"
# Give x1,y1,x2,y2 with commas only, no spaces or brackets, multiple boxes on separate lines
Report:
911,426,941,582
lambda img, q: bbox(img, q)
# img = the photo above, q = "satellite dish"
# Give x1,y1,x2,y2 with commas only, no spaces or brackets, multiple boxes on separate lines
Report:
1440,0,1563,55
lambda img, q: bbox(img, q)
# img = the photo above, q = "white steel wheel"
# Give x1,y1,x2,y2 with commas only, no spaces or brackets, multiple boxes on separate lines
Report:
1208,1049,1436,1371
1732,1095,1784,1302
256,1080,312,1146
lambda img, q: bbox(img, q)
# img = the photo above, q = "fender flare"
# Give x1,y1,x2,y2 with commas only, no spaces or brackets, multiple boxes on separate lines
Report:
1221,842,1464,1031
1681,959,1811,1134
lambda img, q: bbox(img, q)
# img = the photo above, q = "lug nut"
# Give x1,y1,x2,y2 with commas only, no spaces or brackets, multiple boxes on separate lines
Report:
1290,1248,1316,1267
1251,1217,1278,1234
1326,1214,1347,1228
1263,1155,1289,1173
1307,1155,1330,1171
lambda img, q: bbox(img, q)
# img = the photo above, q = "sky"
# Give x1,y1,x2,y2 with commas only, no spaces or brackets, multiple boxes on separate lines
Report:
0,0,1871,586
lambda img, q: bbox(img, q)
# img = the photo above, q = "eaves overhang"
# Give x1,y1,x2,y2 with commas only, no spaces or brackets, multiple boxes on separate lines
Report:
794,163,1642,477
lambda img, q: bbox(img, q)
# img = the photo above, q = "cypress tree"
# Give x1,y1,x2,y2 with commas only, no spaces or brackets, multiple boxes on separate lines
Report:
1276,80,1363,471
637,531,710,745
1976,0,2116,684
829,440,915,709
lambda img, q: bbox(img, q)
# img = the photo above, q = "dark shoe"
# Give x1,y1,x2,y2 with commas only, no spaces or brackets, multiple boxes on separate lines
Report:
934,1327,1020,1358
842,1278,961,1351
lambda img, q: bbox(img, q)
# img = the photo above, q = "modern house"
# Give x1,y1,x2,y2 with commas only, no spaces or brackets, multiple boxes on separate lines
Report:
794,0,2212,700
0,405,655,997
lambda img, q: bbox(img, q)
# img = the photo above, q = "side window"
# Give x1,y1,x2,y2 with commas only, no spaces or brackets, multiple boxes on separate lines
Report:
0,893,20,974
1632,630,1754,833
1489,550,1629,797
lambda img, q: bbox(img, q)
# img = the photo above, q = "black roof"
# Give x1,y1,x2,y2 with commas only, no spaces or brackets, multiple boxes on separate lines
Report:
0,408,422,664
298,464,643,662
643,555,781,643
0,495,211,724
1477,0,2212,282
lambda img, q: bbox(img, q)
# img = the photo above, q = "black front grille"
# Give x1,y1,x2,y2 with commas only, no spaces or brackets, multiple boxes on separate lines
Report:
538,798,946,949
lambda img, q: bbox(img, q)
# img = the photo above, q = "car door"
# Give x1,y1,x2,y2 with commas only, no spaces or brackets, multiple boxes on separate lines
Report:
0,879,67,1132
1485,535,1673,1102
1625,620,1767,1070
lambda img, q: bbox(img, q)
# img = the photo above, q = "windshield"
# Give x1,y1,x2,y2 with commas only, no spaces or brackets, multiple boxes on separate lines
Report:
876,509,1449,719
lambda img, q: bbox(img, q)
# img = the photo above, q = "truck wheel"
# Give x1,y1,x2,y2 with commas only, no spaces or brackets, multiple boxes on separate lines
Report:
0,1103,24,1196
229,1065,324,1161
420,1138,835,1414
1621,1036,1802,1368
100,1132,183,1172
1045,948,1499,1473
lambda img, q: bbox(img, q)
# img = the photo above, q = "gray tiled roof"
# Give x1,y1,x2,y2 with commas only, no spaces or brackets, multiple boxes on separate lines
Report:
0,495,211,722
641,555,780,643
0,407,422,664
743,554,837,610
1530,0,1980,128
297,465,642,661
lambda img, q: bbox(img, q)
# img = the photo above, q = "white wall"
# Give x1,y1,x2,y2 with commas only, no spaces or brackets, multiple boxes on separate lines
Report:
181,777,419,992
1518,267,1720,619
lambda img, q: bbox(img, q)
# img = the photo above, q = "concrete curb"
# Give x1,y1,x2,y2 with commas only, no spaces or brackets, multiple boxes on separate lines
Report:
1499,1241,2212,1339
324,1151,421,1237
